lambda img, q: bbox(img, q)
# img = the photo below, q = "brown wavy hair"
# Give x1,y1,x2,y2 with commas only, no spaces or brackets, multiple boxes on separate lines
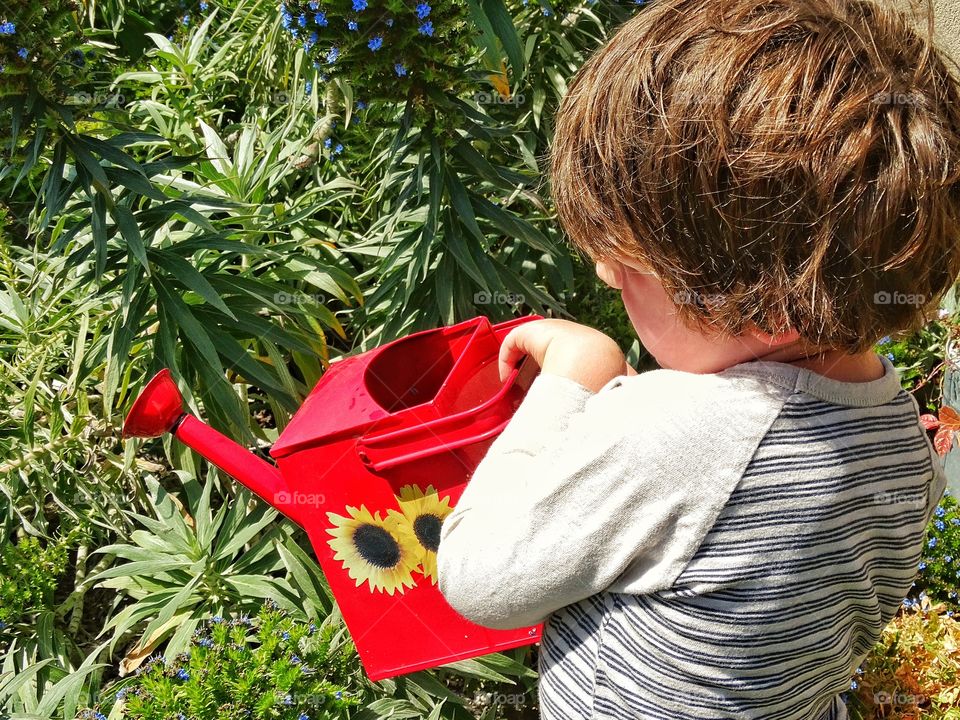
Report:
549,0,960,351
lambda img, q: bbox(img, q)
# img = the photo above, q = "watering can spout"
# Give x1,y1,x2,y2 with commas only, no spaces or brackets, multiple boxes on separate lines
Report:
122,370,303,527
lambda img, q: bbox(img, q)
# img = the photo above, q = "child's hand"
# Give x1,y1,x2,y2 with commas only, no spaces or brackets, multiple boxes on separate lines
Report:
498,319,636,392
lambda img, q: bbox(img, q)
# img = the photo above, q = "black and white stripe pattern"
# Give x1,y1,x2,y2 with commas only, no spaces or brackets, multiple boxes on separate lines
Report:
538,389,945,719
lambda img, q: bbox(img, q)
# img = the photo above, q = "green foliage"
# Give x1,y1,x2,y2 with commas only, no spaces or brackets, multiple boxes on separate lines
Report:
90,474,314,661
0,1,89,100
915,492,960,611
93,600,361,720
0,535,70,625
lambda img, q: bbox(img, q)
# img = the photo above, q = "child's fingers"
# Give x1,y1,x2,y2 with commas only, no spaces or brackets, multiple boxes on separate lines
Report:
498,325,537,382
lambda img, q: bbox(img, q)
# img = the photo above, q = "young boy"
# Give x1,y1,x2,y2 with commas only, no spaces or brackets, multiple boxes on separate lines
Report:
436,0,960,717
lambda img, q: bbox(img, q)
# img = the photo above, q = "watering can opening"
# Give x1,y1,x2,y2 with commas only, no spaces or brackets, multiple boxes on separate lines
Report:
363,320,482,413
121,368,186,439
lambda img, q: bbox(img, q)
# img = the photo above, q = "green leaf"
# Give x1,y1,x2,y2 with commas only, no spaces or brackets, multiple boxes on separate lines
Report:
112,205,150,273
150,250,235,319
482,0,525,76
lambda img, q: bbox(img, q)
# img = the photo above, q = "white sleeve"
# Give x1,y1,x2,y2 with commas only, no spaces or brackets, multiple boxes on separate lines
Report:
436,369,786,630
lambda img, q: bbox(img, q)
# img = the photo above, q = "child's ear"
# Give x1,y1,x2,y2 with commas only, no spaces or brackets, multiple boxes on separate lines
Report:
596,259,624,289
745,324,802,348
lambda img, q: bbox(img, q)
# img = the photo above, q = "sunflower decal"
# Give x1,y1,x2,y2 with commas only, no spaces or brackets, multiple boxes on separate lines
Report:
326,505,421,595
396,484,453,585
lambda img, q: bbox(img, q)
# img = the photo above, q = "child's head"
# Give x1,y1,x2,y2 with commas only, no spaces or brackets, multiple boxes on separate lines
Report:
550,0,960,365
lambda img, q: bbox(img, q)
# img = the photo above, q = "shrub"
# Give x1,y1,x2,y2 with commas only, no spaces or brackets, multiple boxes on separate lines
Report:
88,600,363,720
914,492,960,612
0,0,90,102
0,535,70,626
847,606,960,720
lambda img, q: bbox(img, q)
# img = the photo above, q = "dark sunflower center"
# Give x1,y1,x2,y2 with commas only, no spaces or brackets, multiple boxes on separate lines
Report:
413,514,442,552
352,524,401,568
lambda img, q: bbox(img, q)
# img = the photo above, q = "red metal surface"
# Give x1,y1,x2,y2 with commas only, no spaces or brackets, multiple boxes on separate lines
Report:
123,315,545,681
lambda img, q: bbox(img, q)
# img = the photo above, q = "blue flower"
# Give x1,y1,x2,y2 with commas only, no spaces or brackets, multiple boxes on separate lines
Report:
0,22,15,35
368,35,383,51
929,537,938,549
324,137,332,148
850,680,858,690
200,1,209,10
95,713,107,720
418,21,433,36
0,65,5,73
415,3,431,19
320,72,330,81
394,62,407,76
176,669,190,681
353,0,367,9
281,10,293,28
334,143,343,154
935,520,946,531
298,715,309,720
356,100,366,109
298,12,307,26
347,19,358,30
182,14,190,25
952,518,960,526
308,622,317,634
199,637,213,647
885,352,895,361
542,7,552,16
386,17,394,27
283,694,293,706
326,46,339,63
918,561,927,570
309,0,319,8
315,12,327,26
305,81,312,95
115,688,127,700
291,655,302,664
17,47,28,59
936,505,946,517
335,690,343,699
212,615,224,623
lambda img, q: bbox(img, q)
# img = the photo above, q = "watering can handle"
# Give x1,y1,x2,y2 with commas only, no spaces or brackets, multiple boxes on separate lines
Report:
355,359,535,473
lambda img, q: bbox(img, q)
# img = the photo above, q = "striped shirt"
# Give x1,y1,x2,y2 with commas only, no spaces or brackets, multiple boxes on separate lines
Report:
438,355,945,719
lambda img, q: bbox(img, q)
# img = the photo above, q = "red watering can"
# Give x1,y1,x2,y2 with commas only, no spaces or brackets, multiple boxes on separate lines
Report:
122,314,543,681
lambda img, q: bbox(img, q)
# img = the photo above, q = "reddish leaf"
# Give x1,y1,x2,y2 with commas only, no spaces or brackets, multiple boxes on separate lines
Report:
920,414,941,431
939,405,960,431
933,426,956,457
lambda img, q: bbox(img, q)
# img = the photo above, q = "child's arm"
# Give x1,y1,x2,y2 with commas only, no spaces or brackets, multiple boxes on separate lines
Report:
436,360,783,630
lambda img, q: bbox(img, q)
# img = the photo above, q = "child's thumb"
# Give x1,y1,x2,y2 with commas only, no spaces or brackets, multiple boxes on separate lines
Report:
498,328,527,382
